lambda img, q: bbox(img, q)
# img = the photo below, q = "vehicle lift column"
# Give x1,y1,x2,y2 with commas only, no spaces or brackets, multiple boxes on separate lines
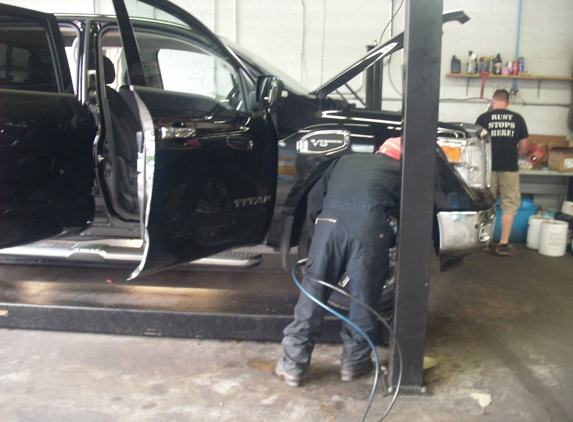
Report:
365,45,383,110
387,0,443,393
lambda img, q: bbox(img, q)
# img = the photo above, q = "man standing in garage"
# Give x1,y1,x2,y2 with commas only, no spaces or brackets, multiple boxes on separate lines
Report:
476,89,529,256
275,137,402,387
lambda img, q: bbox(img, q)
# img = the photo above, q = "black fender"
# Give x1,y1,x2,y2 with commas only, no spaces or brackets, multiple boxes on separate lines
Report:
278,159,337,270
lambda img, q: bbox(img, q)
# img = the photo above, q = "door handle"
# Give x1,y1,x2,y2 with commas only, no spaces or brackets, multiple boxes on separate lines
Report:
157,124,200,149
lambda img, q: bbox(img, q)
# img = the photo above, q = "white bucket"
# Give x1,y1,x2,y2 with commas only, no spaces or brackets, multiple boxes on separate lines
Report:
562,201,573,217
526,215,553,250
539,220,569,257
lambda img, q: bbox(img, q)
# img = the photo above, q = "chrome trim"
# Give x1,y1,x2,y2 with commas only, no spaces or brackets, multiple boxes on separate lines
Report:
297,129,350,155
437,209,495,253
131,89,156,279
0,240,261,268
316,218,337,224
160,126,197,140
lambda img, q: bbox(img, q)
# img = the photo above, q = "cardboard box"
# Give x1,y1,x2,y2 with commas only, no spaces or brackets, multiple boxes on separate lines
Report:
528,134,568,148
548,148,573,172
527,135,568,167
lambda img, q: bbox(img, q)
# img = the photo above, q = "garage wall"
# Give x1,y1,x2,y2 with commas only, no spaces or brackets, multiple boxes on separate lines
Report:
439,0,573,136
6,0,573,136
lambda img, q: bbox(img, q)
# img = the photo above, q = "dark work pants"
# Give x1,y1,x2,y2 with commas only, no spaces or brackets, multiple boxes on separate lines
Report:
281,208,393,377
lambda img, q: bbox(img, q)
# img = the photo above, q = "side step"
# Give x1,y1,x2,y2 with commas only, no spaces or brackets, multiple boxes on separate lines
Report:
0,239,262,269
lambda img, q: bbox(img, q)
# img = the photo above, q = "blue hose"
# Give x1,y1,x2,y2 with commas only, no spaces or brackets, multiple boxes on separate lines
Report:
291,259,402,422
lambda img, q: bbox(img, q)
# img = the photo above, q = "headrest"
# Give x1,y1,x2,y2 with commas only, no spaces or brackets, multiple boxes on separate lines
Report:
103,56,115,85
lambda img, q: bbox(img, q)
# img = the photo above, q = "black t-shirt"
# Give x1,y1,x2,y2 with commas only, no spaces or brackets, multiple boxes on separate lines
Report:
476,109,529,171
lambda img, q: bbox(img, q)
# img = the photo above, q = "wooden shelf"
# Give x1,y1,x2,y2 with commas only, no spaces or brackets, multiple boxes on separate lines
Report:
446,73,573,81
445,73,573,97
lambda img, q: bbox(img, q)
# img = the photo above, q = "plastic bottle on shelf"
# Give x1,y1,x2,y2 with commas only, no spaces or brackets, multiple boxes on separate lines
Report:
483,56,489,73
467,51,476,74
518,57,525,74
512,60,519,75
494,53,502,74
451,55,461,73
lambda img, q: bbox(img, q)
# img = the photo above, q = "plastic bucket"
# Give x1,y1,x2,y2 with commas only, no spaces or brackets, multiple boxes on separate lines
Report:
562,201,573,217
526,215,553,250
538,220,568,257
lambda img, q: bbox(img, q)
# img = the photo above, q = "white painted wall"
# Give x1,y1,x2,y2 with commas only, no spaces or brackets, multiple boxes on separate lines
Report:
5,0,573,136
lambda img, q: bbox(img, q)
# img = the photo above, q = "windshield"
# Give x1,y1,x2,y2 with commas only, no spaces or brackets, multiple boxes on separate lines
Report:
222,38,310,96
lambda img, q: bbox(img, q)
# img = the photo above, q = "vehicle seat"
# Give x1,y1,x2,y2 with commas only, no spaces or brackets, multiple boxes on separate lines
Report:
27,53,56,91
102,56,140,215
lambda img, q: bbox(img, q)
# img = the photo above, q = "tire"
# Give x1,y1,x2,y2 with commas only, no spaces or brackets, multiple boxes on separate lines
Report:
297,225,395,313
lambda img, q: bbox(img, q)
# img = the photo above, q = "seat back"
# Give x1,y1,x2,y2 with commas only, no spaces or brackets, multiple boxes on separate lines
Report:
102,56,141,215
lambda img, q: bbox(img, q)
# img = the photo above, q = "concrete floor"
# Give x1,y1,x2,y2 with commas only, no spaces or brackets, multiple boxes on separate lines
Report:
0,244,572,421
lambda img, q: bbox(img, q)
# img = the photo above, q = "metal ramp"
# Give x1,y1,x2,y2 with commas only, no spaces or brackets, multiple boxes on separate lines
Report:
0,253,391,345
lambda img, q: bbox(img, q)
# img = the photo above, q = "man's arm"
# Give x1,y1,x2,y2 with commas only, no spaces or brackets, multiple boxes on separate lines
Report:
517,114,529,157
518,138,528,157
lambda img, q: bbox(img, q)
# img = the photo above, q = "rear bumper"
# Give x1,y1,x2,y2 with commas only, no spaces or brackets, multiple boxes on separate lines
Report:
437,208,495,254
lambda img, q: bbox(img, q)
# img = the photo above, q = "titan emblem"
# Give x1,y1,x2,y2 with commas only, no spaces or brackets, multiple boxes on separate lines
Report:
234,195,272,208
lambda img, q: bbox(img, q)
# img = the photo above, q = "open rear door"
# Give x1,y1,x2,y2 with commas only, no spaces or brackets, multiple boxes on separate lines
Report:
0,4,95,249
111,0,278,278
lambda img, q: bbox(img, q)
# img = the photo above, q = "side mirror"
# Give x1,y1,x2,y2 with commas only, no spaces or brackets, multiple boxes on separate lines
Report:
256,75,279,109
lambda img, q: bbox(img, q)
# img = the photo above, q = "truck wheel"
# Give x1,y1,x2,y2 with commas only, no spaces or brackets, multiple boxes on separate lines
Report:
297,225,395,312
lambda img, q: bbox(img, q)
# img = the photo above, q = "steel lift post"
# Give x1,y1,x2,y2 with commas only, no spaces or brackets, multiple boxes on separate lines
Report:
387,0,443,393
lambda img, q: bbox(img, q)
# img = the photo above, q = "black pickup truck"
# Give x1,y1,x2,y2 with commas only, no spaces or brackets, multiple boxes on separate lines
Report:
0,0,495,287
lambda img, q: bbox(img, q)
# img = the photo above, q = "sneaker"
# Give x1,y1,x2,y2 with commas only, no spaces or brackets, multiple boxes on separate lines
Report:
275,358,303,387
340,359,373,382
495,243,516,256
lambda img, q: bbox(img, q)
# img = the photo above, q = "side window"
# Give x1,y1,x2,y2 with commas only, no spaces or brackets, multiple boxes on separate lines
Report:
157,48,239,104
100,28,244,110
0,20,57,92
135,29,244,110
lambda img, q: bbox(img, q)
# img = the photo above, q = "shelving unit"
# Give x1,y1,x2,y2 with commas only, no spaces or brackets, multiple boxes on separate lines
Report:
519,169,573,210
445,73,573,97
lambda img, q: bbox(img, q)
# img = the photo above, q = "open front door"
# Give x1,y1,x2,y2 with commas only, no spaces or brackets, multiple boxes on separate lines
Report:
0,4,95,249
111,0,278,278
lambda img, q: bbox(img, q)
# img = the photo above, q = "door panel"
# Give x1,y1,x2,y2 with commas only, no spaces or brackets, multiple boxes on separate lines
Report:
0,4,95,248
111,0,277,278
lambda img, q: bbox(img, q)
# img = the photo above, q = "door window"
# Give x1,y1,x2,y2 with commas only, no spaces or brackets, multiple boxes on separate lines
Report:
157,48,240,105
101,26,245,110
0,18,57,92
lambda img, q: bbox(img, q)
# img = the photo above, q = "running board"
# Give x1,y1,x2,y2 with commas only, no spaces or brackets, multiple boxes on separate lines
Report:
0,240,262,269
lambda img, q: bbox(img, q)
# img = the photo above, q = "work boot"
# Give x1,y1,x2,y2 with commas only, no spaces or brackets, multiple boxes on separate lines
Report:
275,358,303,387
340,359,373,382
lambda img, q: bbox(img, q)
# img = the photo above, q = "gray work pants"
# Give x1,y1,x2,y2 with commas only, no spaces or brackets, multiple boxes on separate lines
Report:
281,208,393,377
